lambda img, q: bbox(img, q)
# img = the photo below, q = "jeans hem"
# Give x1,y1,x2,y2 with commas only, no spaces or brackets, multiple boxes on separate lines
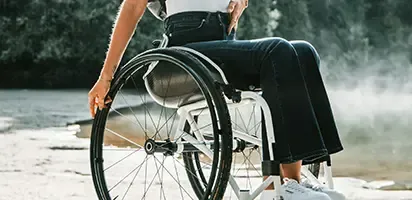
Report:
278,149,328,164
327,146,344,155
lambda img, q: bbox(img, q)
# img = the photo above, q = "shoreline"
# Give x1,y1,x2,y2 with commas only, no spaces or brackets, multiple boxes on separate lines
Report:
71,116,412,186
1,128,412,199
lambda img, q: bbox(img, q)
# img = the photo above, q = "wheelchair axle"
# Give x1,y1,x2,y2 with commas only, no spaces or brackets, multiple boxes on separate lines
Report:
144,139,216,156
144,138,256,156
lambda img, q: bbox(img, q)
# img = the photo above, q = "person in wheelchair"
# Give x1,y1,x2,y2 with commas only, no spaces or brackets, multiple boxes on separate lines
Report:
88,0,345,200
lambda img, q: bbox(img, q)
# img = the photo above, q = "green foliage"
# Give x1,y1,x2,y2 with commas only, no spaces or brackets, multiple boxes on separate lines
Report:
0,0,162,88
236,0,273,39
0,0,411,88
269,0,412,85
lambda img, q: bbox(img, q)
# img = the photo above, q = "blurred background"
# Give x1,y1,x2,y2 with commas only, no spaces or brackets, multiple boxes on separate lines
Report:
0,0,411,199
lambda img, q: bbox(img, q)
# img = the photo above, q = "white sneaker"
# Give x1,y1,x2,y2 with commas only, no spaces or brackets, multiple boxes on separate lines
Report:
301,179,346,200
281,178,331,200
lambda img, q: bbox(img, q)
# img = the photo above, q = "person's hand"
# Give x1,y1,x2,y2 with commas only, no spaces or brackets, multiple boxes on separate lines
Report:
88,75,113,118
227,0,248,34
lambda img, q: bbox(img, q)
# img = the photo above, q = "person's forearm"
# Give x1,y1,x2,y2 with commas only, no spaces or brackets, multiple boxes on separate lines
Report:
100,0,148,80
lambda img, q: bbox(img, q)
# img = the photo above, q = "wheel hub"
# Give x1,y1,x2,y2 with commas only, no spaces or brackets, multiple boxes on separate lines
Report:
144,139,176,156
144,139,156,155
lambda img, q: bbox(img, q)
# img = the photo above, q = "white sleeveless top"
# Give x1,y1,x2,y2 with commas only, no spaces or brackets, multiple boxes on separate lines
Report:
166,0,230,17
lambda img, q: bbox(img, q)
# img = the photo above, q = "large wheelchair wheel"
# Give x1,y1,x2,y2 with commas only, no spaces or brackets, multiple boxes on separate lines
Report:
90,48,232,200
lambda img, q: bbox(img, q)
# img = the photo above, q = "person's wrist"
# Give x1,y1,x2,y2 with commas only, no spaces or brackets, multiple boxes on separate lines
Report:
99,65,115,82
99,72,113,82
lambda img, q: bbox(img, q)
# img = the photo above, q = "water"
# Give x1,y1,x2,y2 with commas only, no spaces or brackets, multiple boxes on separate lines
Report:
0,89,411,184
0,90,92,130
0,89,140,130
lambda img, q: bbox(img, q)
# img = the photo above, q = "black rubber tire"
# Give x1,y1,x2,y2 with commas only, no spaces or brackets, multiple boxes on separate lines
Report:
90,48,233,200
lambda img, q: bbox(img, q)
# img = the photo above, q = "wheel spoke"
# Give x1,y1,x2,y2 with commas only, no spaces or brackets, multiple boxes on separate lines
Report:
129,77,160,139
121,159,143,200
245,105,256,132
153,73,173,141
172,156,185,200
233,150,253,177
144,154,148,200
153,155,167,200
166,109,178,139
103,148,142,151
105,128,143,148
250,122,262,138
152,156,196,200
141,156,166,200
118,90,152,138
109,107,148,136
174,154,210,188
150,110,178,140
104,148,143,172
243,149,262,177
235,108,248,133
108,155,149,192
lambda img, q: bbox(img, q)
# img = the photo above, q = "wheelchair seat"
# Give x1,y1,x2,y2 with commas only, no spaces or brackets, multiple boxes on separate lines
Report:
144,55,263,109
144,60,205,108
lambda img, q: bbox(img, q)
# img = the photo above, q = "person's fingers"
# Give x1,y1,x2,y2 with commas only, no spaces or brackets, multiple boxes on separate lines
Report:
97,94,106,111
88,93,96,118
228,9,240,33
228,4,244,33
93,104,98,118
227,1,236,13
228,21,236,34
104,96,112,104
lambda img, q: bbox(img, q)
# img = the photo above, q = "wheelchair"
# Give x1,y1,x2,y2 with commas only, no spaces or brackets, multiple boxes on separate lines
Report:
89,35,335,200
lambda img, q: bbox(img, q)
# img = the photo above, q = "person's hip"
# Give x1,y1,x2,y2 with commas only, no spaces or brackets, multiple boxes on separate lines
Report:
164,11,236,46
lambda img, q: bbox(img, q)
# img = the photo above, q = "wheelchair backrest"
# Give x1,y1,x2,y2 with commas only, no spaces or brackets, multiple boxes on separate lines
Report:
147,0,167,20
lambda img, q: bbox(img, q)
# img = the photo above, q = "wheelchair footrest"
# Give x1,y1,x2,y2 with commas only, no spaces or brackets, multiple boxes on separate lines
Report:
261,160,281,176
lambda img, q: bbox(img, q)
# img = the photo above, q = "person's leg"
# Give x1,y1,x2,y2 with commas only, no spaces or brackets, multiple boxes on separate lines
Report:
262,159,302,186
262,41,344,184
281,161,302,181
288,41,347,200
262,161,302,190
183,38,331,200
184,37,328,169
290,41,344,156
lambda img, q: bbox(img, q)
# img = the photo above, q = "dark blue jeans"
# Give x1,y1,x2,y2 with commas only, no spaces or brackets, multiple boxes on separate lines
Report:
164,12,343,164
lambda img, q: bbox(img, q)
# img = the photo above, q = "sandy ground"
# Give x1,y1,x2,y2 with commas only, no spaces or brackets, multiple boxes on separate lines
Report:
1,128,412,200
0,128,93,200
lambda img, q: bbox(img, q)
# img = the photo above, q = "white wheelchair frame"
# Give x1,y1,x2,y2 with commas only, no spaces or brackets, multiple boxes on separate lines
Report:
144,34,335,200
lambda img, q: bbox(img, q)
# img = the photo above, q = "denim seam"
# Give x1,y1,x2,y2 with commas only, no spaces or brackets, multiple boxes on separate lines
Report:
168,18,207,37
186,46,252,52
282,149,328,164
327,146,344,154
266,40,294,161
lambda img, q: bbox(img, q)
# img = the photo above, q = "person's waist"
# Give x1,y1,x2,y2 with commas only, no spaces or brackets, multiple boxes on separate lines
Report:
164,11,230,28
